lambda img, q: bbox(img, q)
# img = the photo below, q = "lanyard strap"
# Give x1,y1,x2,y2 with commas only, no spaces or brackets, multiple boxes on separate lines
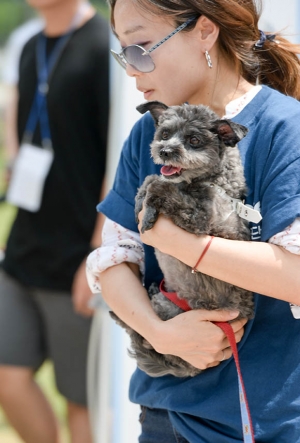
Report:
159,279,255,443
24,2,90,146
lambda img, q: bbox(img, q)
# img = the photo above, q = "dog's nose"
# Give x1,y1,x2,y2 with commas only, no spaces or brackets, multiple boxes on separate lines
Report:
159,149,170,160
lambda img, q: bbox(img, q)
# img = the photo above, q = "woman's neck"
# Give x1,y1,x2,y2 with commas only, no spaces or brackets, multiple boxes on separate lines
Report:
210,76,254,117
193,58,254,117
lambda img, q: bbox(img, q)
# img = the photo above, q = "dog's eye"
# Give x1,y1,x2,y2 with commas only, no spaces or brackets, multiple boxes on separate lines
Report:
189,136,200,146
161,130,169,140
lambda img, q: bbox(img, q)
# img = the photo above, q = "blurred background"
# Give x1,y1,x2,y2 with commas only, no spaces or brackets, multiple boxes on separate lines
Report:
0,3,109,443
0,1,299,442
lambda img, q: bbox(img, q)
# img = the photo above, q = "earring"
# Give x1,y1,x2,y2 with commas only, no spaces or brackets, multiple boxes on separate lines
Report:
205,50,213,69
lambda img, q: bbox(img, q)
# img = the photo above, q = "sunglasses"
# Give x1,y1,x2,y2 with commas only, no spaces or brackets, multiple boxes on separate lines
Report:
111,17,196,73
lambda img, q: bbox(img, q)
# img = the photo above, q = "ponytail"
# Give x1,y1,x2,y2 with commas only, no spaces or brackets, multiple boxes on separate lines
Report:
251,34,300,99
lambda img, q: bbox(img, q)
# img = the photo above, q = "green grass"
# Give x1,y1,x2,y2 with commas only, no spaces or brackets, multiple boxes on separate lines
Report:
0,144,16,248
0,203,16,249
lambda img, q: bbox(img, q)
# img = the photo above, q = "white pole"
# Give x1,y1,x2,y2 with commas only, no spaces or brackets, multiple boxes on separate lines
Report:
87,31,143,443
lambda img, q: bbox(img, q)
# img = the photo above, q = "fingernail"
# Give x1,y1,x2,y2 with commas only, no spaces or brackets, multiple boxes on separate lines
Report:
229,311,239,318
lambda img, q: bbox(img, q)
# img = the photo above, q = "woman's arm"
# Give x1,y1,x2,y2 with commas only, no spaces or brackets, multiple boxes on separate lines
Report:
138,213,300,305
100,262,246,369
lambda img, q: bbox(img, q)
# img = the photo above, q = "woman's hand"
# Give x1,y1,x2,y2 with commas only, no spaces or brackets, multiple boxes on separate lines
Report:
138,206,185,253
150,309,247,369
100,261,247,370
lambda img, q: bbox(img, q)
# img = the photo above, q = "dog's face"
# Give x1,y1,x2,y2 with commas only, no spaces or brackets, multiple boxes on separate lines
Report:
137,101,248,184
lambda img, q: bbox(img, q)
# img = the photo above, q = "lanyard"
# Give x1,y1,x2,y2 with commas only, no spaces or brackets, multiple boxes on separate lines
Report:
24,2,89,148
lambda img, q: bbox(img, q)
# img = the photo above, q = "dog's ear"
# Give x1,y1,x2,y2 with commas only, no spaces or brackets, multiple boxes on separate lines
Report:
136,101,169,125
213,120,248,147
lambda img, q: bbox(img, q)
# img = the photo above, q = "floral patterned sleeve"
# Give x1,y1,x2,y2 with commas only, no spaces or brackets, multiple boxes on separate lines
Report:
268,218,300,254
269,218,300,318
86,218,144,294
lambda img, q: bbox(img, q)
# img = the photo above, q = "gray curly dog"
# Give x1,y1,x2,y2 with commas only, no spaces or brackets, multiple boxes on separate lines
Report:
110,101,254,378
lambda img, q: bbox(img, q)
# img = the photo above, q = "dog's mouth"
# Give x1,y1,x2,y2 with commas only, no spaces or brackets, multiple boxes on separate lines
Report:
160,165,184,177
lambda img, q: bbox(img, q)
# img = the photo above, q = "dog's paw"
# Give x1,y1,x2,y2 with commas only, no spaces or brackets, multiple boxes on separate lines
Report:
148,282,160,299
134,198,144,222
140,206,158,232
141,220,156,233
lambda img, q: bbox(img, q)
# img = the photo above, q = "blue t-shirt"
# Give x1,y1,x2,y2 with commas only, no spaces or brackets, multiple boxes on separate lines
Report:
98,86,300,442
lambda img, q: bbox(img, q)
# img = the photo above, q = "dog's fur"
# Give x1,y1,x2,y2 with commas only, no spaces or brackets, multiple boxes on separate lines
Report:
110,101,254,378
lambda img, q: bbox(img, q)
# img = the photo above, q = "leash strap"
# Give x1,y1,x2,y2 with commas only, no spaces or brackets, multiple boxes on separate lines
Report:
214,321,255,443
159,279,192,311
159,279,255,442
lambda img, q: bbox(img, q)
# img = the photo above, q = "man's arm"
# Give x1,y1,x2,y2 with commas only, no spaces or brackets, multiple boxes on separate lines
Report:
4,85,19,184
72,178,107,317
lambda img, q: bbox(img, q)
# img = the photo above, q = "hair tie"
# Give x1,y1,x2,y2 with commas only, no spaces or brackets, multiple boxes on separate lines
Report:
254,30,277,49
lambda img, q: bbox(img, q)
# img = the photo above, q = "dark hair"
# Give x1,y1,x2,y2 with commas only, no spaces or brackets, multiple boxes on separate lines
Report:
108,0,300,99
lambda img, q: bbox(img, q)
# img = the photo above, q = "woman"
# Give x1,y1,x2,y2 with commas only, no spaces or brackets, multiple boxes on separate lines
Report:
87,0,300,441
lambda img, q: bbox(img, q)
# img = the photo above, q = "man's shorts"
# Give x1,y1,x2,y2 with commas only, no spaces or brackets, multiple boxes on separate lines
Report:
0,269,92,406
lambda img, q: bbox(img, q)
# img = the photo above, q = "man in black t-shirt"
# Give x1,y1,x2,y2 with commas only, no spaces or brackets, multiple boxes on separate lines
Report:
0,1,109,442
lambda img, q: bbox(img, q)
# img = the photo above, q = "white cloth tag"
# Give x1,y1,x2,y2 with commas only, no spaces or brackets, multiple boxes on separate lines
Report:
236,201,262,224
213,184,262,224
290,304,300,319
6,143,54,212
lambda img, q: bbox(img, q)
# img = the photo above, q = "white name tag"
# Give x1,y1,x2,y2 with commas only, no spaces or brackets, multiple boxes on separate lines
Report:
236,201,262,224
213,184,262,224
7,143,54,212
290,304,300,319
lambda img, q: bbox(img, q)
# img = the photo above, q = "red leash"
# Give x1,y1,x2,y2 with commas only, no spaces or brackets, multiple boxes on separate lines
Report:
159,279,255,443
159,280,191,311
214,321,255,442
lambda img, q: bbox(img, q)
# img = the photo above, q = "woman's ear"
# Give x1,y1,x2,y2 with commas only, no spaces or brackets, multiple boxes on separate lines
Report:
194,15,219,51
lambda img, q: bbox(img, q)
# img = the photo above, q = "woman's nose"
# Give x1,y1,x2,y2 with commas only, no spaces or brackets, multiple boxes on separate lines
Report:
126,64,142,77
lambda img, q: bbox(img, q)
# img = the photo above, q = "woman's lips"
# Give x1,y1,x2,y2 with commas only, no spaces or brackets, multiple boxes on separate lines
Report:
143,90,153,99
137,86,154,100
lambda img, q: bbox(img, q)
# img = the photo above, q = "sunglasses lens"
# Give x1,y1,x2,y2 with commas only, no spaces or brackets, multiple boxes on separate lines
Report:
110,50,127,69
123,46,155,73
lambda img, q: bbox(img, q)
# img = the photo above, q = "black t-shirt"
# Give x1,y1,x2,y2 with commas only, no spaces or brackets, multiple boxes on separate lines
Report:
3,14,109,291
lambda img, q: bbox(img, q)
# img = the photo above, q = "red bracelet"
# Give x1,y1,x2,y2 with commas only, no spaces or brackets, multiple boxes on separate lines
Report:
191,236,214,273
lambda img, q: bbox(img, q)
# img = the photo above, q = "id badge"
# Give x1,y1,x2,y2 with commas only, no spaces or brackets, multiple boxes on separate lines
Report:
7,143,54,212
